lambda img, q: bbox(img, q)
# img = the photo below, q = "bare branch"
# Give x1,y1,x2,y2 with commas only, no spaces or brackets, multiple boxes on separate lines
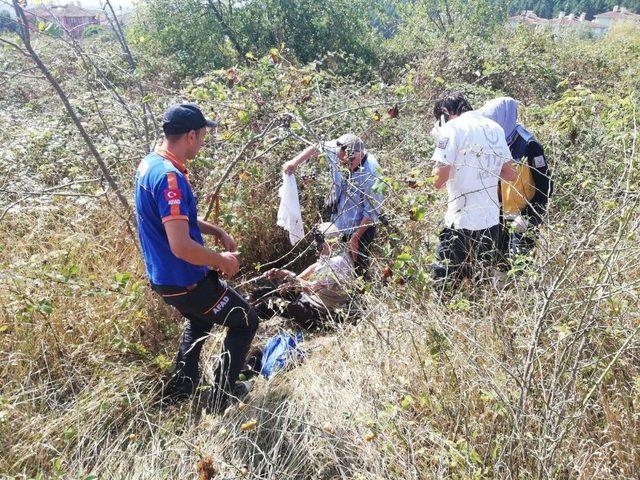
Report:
10,0,134,232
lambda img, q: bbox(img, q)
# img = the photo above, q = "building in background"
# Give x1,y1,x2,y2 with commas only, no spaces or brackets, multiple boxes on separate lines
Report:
508,10,547,30
24,2,101,39
593,6,640,28
549,12,608,37
509,6,637,37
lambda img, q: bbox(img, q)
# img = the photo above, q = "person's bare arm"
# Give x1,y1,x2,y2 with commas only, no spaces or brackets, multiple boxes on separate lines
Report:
164,219,239,277
297,263,318,281
283,145,321,174
197,219,237,251
500,161,517,182
432,163,451,189
348,217,372,258
265,268,296,280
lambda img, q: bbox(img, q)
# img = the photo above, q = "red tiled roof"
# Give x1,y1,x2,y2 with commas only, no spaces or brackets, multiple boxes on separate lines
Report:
509,11,548,26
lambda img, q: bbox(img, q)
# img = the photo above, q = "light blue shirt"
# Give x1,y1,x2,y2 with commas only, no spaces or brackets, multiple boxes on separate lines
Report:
323,141,383,235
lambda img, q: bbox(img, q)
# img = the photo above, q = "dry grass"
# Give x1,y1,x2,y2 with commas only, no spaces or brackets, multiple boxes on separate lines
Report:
1,22,640,480
1,148,639,478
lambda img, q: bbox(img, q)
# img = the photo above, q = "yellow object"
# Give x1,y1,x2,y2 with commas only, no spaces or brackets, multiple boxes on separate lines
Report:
240,419,258,431
501,162,536,214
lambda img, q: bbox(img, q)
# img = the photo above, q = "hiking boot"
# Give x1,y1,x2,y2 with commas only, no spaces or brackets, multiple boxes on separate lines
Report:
158,375,198,406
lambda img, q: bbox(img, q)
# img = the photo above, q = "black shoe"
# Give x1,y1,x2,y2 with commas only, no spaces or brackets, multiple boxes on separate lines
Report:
159,375,198,405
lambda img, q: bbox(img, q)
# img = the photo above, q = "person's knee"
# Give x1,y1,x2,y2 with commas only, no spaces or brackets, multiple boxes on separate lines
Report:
229,303,259,331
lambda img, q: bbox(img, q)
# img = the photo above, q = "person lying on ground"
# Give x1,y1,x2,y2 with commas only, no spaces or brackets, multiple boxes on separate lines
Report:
478,97,553,259
249,235,356,330
283,134,383,276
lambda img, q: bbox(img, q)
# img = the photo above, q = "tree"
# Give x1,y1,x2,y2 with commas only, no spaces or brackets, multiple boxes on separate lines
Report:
131,0,391,77
0,0,135,233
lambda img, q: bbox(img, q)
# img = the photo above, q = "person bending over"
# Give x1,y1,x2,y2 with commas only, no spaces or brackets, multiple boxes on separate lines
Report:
430,91,516,283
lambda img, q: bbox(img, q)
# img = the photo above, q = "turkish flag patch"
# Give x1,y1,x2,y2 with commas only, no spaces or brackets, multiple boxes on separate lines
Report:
164,188,183,202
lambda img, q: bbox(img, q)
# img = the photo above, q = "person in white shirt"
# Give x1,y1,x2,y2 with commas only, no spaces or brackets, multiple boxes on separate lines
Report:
430,91,517,282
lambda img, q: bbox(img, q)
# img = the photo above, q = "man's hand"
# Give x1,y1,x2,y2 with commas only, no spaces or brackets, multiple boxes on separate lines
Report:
219,231,238,251
282,146,319,175
217,251,240,278
197,219,238,251
500,161,517,182
283,160,298,175
432,163,451,189
265,268,295,281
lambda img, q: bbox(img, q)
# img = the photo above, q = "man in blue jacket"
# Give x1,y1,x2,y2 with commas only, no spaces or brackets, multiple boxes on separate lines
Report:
134,103,258,412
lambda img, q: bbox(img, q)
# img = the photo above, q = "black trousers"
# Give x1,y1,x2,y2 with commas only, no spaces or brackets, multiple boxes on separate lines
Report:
432,225,500,282
348,225,376,276
152,271,259,398
249,279,325,330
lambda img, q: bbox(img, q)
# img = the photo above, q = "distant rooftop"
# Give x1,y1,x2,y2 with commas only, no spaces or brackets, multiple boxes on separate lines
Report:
595,6,640,20
549,12,607,29
26,3,101,18
509,10,547,26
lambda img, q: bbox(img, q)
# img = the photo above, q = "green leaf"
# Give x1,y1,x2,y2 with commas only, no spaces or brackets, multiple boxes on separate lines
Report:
237,110,251,125
400,395,414,410
396,252,411,262
35,299,53,315
114,272,131,288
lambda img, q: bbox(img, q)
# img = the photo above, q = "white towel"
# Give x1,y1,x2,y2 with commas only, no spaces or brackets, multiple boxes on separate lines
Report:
277,173,304,245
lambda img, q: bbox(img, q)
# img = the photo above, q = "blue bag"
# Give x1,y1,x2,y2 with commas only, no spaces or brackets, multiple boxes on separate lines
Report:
260,332,304,378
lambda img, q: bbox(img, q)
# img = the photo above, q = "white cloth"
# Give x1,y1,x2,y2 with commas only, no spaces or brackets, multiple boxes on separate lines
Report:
277,172,304,245
431,110,512,230
307,252,355,310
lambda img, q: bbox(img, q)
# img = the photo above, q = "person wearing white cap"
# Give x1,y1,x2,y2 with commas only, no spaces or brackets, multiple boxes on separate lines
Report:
283,134,383,275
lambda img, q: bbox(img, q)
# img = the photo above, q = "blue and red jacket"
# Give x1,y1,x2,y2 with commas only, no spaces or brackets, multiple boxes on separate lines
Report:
134,150,209,286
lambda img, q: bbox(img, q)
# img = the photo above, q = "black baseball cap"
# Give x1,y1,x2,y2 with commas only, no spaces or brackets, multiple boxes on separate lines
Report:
162,103,218,135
